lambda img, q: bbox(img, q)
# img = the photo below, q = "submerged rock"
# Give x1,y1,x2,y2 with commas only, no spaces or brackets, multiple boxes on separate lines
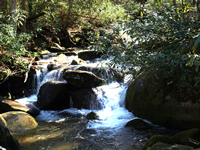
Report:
63,70,105,88
142,135,172,150
148,142,195,150
125,118,152,129
1,111,38,133
143,128,200,150
0,116,20,150
37,81,70,110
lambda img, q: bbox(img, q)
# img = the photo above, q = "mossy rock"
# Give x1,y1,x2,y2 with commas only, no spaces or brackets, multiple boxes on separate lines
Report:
147,142,195,150
125,72,200,129
1,111,38,133
171,128,200,148
0,116,20,150
86,112,99,119
142,135,172,150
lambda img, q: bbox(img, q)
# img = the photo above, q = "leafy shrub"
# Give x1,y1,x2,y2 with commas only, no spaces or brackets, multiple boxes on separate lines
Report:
90,4,200,99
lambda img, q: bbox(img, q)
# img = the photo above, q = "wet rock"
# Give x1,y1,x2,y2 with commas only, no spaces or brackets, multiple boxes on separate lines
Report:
37,81,70,110
77,66,124,82
125,118,152,129
171,128,200,148
63,70,105,88
54,54,71,64
47,63,57,71
86,111,99,119
78,50,103,60
142,135,172,150
1,111,38,133
71,58,87,65
0,116,20,150
125,72,200,129
148,142,195,150
0,100,40,116
71,88,101,109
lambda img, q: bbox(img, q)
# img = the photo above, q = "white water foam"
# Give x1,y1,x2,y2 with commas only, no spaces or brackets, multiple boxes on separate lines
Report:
86,82,135,130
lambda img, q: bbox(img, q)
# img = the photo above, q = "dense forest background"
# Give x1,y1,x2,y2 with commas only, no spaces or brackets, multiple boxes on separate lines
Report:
0,0,199,100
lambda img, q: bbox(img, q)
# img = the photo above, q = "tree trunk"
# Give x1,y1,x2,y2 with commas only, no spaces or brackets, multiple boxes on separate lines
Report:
0,0,7,14
21,0,26,32
173,0,176,6
62,0,72,31
10,0,18,33
28,0,32,16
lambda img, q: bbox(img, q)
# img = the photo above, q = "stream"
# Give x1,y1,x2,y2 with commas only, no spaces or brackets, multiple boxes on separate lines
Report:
14,53,178,150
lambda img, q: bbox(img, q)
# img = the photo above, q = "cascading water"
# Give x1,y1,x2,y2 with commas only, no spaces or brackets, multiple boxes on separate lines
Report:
14,55,177,150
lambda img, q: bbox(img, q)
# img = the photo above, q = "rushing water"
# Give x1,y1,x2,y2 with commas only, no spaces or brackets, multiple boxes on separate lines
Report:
15,55,178,150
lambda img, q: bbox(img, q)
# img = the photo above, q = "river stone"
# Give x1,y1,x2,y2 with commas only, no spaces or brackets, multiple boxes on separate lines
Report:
63,70,105,87
1,111,38,133
71,88,101,109
0,100,40,116
125,118,152,129
62,51,77,56
0,116,20,150
71,58,87,65
86,111,99,119
147,142,195,150
171,128,200,148
76,66,123,82
37,81,70,110
125,72,200,129
142,135,172,150
54,54,70,64
78,50,103,60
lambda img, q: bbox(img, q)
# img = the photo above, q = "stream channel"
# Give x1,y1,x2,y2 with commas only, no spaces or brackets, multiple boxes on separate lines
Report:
15,52,178,150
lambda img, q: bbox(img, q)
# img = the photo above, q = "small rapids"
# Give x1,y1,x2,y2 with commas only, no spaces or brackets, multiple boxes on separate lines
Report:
15,56,177,150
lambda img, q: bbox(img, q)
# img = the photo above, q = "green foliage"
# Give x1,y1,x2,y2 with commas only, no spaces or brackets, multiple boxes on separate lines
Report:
0,10,35,72
90,4,200,98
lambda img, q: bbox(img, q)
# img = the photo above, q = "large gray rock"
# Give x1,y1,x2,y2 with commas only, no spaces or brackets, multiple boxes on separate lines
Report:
63,70,105,88
37,81,70,110
125,72,200,129
125,118,152,129
0,100,40,116
0,116,20,150
1,111,38,133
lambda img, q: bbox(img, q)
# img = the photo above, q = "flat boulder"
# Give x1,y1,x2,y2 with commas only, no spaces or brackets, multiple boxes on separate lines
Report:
0,116,20,150
1,111,38,133
37,81,70,110
0,100,40,116
63,70,104,88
